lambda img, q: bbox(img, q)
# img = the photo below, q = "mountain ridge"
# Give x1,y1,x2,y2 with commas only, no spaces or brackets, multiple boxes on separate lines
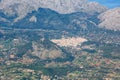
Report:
0,0,107,22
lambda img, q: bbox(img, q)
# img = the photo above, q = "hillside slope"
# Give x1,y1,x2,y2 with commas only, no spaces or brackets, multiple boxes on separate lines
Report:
98,8,120,31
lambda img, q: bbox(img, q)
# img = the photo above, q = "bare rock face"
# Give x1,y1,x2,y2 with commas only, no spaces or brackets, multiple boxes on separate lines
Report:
98,8,120,31
85,2,107,14
0,0,107,22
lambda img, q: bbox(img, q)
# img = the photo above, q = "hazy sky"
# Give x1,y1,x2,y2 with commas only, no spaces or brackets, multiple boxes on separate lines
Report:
88,0,120,8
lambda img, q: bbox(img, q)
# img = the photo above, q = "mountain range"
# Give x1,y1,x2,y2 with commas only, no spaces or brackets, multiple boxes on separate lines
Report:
0,0,107,22
0,0,120,31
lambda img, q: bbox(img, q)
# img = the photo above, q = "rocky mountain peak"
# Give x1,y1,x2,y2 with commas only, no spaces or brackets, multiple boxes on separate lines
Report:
98,7,120,31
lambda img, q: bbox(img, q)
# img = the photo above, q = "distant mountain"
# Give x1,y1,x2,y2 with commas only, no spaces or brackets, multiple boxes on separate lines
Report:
98,8,120,31
1,8,99,30
0,0,107,22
